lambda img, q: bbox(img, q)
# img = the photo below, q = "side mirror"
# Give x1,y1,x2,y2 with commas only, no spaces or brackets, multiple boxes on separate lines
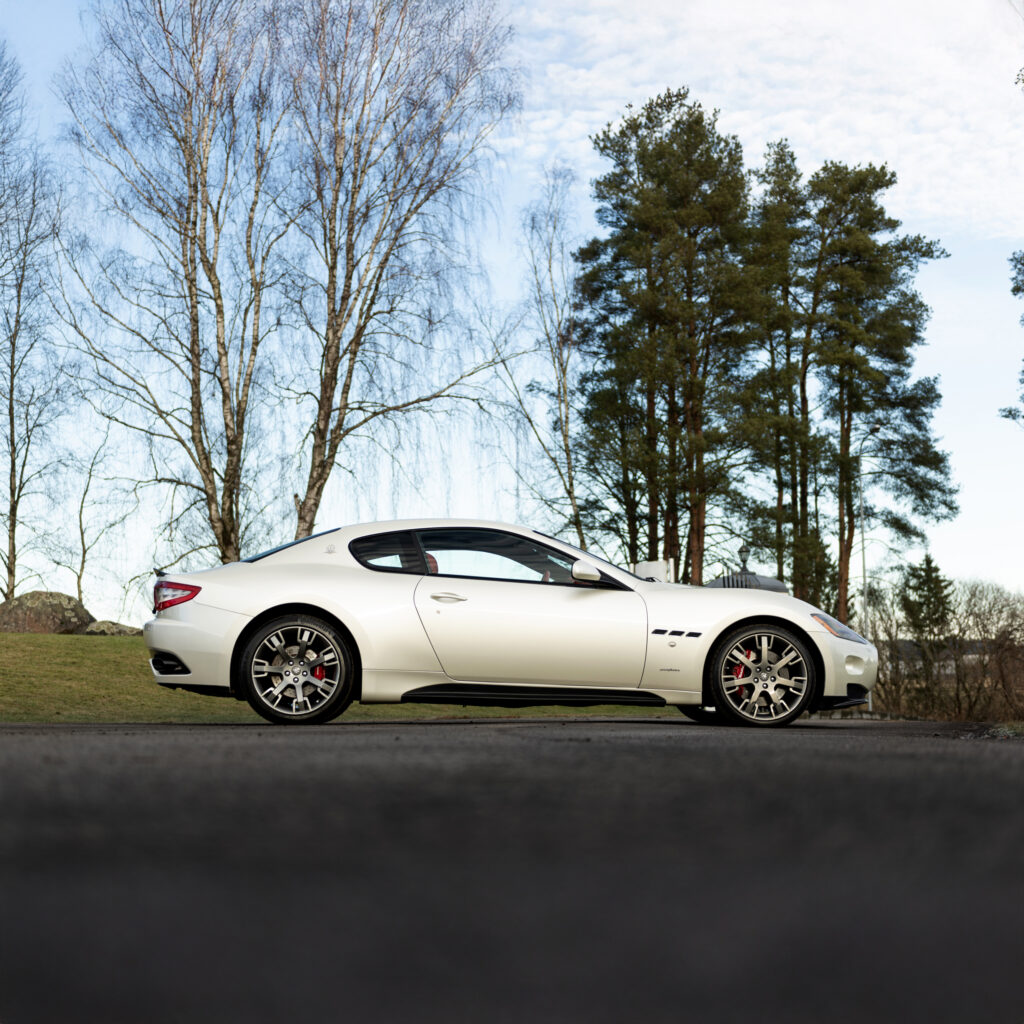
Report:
571,559,602,583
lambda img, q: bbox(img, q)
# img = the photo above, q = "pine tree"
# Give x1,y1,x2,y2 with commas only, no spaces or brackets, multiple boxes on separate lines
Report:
807,163,953,620
572,95,955,603
742,140,809,586
1001,249,1024,426
576,88,752,582
900,553,953,689
743,153,954,615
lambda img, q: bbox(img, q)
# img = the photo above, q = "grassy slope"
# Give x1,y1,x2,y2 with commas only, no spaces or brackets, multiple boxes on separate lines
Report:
0,634,681,725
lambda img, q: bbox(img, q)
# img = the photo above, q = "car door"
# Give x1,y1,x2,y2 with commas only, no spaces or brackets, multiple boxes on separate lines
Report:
412,527,648,687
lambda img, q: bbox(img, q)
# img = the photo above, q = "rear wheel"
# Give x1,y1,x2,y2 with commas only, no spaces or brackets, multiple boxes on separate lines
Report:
240,614,355,725
709,623,815,727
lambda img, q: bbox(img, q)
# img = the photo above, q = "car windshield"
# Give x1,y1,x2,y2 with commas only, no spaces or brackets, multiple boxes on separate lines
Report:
533,532,642,581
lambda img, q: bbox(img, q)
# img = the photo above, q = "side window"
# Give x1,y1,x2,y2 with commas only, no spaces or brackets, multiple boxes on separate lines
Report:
349,531,426,574
416,528,580,585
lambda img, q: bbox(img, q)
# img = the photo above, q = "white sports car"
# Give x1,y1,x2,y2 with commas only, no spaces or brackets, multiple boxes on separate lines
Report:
143,519,877,727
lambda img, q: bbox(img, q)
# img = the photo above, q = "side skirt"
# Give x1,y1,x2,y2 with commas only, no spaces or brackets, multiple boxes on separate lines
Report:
401,683,668,709
816,695,869,711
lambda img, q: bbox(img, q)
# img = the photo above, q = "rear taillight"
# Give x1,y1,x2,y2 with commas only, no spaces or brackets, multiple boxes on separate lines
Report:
153,581,201,612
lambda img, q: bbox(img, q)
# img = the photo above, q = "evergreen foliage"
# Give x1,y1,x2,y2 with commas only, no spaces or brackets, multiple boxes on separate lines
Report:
899,553,953,689
1003,249,1024,426
575,89,752,583
900,553,953,642
570,92,956,614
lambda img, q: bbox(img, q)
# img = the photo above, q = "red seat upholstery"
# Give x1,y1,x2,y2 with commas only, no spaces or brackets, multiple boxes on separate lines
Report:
425,553,438,574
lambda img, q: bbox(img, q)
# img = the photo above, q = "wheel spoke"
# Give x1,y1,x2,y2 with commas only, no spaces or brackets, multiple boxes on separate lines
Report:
252,659,284,678
260,683,287,706
774,647,798,672
730,647,757,671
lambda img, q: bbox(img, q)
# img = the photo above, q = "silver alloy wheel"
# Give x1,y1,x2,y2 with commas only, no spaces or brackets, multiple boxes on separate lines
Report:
249,623,344,719
718,629,809,723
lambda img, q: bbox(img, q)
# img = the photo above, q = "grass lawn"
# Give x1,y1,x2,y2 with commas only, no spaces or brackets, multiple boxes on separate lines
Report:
0,634,682,725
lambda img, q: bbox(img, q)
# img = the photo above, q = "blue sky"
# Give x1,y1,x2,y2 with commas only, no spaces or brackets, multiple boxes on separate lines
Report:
4,0,1024,610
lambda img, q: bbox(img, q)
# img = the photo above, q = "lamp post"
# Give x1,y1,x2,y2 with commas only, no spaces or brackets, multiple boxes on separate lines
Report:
857,425,881,712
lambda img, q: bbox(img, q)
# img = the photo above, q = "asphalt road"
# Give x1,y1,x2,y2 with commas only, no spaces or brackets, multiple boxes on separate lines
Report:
1,717,1022,1023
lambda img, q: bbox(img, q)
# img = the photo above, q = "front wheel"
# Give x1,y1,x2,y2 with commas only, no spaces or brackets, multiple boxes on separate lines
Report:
240,614,355,725
708,623,816,727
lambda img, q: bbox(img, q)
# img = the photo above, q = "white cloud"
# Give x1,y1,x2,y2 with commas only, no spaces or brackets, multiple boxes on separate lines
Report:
504,0,1024,240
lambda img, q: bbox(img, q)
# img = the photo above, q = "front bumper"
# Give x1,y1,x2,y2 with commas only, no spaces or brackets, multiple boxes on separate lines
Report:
816,633,878,703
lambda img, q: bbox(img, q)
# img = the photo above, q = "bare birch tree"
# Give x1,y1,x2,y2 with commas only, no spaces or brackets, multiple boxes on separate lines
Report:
499,165,586,547
58,0,294,563
49,425,136,604
0,43,63,600
288,0,517,538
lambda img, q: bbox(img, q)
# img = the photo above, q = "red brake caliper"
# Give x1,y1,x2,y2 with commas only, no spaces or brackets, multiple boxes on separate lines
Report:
732,649,753,699
313,665,325,681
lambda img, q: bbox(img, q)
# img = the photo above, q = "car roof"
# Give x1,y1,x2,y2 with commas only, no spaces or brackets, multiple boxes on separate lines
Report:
245,519,562,563
341,517,538,535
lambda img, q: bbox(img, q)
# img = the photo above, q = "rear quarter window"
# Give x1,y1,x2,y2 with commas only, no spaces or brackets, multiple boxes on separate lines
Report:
348,531,426,574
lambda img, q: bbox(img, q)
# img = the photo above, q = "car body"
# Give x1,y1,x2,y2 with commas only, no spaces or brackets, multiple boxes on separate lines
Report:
143,518,878,726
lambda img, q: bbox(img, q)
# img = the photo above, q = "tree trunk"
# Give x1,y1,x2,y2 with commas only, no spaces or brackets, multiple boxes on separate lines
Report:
836,404,855,623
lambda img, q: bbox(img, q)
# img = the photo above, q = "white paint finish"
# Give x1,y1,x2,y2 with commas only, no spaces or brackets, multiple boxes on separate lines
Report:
636,583,874,698
154,561,444,680
823,638,880,698
413,575,648,687
359,669,452,703
143,518,878,707
144,604,248,690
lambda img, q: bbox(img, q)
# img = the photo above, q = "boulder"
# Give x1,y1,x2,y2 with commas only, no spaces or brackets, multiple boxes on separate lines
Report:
0,591,95,634
82,620,142,637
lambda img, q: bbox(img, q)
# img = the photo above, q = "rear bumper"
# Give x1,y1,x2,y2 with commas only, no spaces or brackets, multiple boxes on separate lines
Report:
143,604,249,692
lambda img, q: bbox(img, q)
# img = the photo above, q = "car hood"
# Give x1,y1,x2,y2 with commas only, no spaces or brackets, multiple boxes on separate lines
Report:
634,580,831,636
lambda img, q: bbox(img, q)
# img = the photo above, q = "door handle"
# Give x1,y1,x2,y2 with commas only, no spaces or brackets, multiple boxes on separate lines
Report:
430,592,468,603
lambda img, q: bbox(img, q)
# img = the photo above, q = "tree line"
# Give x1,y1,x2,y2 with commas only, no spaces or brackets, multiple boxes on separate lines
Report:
514,88,958,622
869,554,1024,722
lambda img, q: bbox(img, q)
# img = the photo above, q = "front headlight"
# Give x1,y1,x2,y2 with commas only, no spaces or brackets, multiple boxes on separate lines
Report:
811,611,868,644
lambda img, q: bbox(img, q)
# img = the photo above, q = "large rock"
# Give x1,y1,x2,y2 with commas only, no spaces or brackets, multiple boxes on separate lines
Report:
82,620,142,637
0,591,95,634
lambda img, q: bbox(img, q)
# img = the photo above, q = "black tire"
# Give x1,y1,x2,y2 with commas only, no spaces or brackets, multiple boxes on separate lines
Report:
678,705,727,725
708,622,816,727
240,614,355,725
